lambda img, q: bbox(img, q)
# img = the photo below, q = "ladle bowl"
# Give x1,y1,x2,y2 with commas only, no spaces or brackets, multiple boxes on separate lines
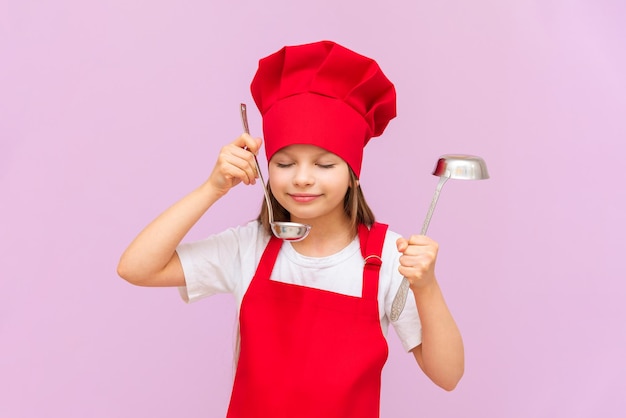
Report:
240,103,311,242
433,154,489,180
271,222,312,241
390,154,489,322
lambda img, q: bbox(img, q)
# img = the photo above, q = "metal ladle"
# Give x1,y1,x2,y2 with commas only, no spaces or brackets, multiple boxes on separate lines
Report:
240,103,311,242
390,154,489,322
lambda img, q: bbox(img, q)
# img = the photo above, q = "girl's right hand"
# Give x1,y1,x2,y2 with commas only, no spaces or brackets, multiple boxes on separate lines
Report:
207,133,263,196
117,133,263,287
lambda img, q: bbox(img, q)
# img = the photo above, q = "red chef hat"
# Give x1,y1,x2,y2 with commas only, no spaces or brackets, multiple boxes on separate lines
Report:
250,40,397,177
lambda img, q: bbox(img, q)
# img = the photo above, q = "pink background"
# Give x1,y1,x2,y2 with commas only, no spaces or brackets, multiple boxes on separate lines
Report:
2,1,625,417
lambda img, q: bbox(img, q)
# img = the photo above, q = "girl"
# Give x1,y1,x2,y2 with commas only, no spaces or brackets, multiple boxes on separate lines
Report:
118,40,464,418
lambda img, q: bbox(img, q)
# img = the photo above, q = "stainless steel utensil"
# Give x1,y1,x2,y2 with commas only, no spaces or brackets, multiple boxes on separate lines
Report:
240,103,311,242
390,154,489,321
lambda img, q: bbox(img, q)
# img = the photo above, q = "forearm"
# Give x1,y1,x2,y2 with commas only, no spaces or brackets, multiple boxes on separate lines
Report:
412,279,464,390
117,181,223,284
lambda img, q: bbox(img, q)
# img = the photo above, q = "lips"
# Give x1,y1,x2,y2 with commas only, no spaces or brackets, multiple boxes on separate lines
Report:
288,193,321,203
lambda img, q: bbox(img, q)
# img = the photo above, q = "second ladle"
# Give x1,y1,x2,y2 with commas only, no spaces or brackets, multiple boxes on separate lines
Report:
240,103,311,242
390,154,489,321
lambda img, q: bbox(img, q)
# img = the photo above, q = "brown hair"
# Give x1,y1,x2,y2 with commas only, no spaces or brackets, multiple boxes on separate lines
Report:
256,168,375,235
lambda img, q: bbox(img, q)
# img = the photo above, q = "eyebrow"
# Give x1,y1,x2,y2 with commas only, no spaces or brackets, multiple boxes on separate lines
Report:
273,148,337,159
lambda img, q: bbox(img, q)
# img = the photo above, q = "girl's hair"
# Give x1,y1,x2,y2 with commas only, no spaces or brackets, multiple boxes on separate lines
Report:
256,168,375,234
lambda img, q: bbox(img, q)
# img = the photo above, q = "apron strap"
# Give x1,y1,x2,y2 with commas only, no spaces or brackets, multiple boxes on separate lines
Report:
257,235,283,280
359,222,389,301
262,224,388,301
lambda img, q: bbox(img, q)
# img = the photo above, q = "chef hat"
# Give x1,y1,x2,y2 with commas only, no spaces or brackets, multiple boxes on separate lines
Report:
250,40,396,177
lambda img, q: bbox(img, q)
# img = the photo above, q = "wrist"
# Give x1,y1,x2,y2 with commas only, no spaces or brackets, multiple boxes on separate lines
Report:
411,278,440,300
200,178,229,200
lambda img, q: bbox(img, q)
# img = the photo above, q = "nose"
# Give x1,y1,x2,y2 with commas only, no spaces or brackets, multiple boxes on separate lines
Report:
293,164,315,187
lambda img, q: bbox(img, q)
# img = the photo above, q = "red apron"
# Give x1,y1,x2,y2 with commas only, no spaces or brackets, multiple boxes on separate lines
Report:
226,223,389,418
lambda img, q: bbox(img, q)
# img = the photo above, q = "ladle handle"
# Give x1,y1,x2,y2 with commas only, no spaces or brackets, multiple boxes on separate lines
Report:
390,176,449,322
240,103,274,223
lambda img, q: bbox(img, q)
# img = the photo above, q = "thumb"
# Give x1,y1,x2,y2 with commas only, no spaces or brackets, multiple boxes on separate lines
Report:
255,136,263,151
246,135,263,155
396,237,408,253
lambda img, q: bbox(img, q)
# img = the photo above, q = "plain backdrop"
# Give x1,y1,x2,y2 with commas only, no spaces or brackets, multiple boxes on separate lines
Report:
1,1,625,417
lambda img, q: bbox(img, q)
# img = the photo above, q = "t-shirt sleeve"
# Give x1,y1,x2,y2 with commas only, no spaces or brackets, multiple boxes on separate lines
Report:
176,221,267,303
389,289,422,352
381,231,423,352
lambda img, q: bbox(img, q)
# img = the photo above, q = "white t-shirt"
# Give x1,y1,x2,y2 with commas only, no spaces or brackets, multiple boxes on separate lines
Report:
176,221,422,352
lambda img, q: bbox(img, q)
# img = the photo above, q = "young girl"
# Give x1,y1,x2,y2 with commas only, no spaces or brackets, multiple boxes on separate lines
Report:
118,40,464,418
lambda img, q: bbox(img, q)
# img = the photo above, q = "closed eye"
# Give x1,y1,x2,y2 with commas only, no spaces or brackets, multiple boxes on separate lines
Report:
316,163,336,169
275,162,294,168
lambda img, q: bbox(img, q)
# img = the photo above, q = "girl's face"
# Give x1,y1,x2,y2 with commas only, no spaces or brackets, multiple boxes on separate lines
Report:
268,144,352,225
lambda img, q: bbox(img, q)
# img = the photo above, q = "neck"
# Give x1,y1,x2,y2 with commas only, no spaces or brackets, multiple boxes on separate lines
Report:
290,215,356,257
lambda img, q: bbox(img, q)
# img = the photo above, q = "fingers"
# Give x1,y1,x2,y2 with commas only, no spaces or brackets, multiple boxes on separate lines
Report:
232,133,263,155
227,134,264,184
396,235,439,287
222,136,262,182
396,235,438,255
208,134,264,193
217,145,258,186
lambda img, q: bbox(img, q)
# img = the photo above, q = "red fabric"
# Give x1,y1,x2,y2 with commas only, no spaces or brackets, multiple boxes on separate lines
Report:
250,41,396,177
226,223,389,418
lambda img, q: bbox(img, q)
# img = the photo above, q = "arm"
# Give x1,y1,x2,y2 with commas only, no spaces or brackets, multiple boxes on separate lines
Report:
117,134,262,287
397,235,464,391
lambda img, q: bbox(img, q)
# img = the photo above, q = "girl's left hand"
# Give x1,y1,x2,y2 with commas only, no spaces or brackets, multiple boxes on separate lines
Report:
396,235,439,290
